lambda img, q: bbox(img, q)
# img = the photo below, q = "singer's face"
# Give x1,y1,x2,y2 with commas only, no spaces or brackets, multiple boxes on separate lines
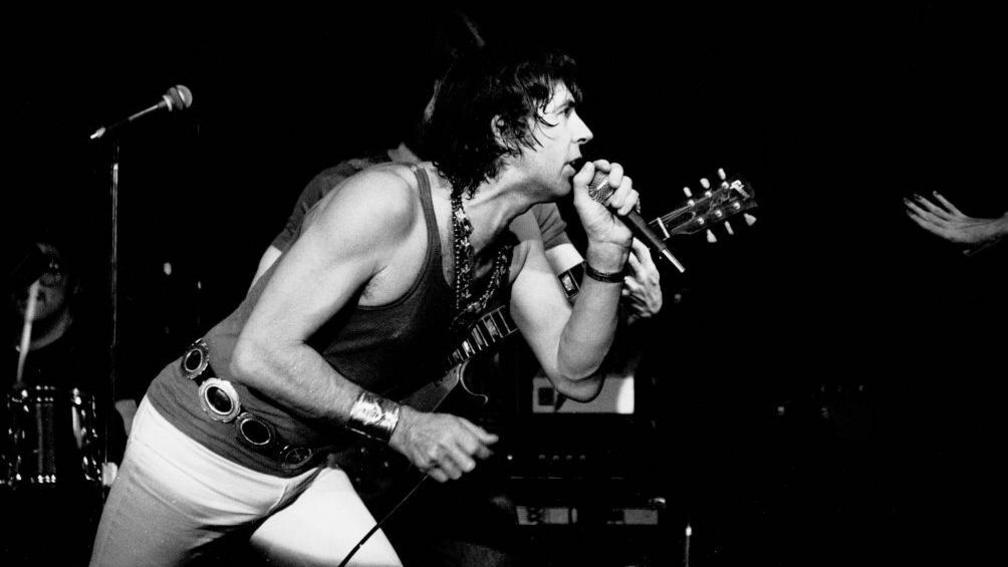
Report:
519,83,593,195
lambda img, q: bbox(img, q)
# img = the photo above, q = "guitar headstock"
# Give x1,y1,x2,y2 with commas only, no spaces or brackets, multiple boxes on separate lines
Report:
650,169,758,241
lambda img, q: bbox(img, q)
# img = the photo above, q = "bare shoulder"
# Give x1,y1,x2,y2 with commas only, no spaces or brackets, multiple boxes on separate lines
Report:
309,164,420,241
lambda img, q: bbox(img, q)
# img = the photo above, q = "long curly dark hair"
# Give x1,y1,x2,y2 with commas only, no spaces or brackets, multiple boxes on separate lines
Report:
422,46,581,198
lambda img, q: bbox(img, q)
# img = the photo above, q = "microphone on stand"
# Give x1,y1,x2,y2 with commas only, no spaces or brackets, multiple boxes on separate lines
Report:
589,170,685,273
89,84,193,141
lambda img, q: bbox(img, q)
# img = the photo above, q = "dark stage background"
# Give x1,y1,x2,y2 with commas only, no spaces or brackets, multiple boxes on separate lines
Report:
4,5,1005,566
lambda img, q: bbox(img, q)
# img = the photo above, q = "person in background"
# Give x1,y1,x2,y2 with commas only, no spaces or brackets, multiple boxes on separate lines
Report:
4,232,130,566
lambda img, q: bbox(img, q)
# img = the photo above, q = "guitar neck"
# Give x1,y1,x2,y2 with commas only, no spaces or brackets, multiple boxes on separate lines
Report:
649,207,695,239
444,261,585,369
445,305,519,368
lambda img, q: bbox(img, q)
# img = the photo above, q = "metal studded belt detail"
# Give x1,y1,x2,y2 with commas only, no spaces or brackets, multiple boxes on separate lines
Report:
180,339,316,471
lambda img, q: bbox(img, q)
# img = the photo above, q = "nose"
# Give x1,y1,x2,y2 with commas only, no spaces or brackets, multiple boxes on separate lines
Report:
572,111,593,145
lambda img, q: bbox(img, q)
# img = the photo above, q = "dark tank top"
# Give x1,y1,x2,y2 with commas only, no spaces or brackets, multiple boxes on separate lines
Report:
145,165,455,476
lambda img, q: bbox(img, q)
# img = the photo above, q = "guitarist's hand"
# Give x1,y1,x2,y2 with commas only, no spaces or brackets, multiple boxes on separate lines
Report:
389,405,498,483
622,238,663,325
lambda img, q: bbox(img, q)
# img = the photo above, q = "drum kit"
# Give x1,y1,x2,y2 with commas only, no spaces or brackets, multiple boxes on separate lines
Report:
2,383,107,489
3,247,118,564
5,244,111,491
0,383,111,566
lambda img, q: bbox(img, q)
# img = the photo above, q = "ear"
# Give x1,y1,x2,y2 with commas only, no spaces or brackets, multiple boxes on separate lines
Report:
490,115,508,149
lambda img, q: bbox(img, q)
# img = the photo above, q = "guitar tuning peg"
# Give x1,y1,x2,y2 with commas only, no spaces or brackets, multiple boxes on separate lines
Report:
706,229,717,243
744,213,757,226
724,221,734,235
717,167,726,180
699,177,710,190
682,186,693,198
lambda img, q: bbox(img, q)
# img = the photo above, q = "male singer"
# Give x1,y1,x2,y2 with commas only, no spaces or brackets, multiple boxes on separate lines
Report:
91,45,641,566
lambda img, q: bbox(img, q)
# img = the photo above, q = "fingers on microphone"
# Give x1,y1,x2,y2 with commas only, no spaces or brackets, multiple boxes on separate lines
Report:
574,161,596,187
601,166,628,200
613,185,639,216
592,159,612,173
606,162,624,184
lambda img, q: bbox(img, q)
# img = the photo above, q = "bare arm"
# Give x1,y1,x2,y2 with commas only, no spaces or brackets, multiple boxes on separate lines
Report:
542,239,662,401
230,170,411,424
547,239,663,322
510,160,638,390
231,170,496,482
250,245,283,289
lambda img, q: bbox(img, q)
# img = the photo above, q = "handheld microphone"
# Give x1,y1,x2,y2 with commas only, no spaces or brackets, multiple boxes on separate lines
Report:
589,171,685,273
89,84,193,141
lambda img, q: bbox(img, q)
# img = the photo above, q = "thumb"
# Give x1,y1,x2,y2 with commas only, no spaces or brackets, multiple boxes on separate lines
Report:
572,161,597,196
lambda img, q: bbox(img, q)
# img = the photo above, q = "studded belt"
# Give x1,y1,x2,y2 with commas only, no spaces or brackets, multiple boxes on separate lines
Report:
180,339,316,472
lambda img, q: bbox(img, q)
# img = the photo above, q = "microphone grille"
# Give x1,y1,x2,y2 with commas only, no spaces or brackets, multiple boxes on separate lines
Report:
588,171,614,203
165,85,194,111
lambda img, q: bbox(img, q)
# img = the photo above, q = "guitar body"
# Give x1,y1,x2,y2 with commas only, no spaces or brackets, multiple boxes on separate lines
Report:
332,358,500,512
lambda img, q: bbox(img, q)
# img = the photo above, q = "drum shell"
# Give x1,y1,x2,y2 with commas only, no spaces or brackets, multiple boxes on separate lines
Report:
3,385,103,486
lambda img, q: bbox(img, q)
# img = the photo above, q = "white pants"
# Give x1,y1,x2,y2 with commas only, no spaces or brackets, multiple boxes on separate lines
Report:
90,397,401,566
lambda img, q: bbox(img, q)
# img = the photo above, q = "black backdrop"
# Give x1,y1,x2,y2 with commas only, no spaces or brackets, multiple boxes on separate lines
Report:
4,5,1005,565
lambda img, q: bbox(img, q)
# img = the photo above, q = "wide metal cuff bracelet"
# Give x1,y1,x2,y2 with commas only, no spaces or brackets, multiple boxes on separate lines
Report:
347,391,401,443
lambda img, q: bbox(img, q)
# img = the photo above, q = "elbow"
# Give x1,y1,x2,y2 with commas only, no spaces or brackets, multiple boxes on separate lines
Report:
552,372,604,402
561,386,601,403
229,337,269,385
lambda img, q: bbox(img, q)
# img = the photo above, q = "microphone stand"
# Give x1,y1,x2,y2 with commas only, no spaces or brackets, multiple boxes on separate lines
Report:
99,141,122,495
90,85,192,493
110,140,120,407
90,100,166,141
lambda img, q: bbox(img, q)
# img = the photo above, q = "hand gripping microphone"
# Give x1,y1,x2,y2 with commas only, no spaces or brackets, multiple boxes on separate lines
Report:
589,170,685,273
89,84,193,141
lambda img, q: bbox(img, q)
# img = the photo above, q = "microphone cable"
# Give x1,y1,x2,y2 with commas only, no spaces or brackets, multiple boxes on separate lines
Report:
337,472,430,567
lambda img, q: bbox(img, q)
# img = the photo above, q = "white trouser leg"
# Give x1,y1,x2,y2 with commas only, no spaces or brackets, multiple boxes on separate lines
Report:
250,465,403,566
89,398,321,566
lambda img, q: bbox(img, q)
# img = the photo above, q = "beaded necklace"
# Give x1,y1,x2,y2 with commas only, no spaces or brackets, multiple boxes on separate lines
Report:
450,191,512,332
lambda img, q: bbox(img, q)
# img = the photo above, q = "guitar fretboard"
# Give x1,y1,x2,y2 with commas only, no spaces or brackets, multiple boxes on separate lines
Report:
445,262,586,369
445,305,519,368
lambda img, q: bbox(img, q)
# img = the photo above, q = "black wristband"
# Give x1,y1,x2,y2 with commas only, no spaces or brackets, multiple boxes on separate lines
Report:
583,262,625,283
